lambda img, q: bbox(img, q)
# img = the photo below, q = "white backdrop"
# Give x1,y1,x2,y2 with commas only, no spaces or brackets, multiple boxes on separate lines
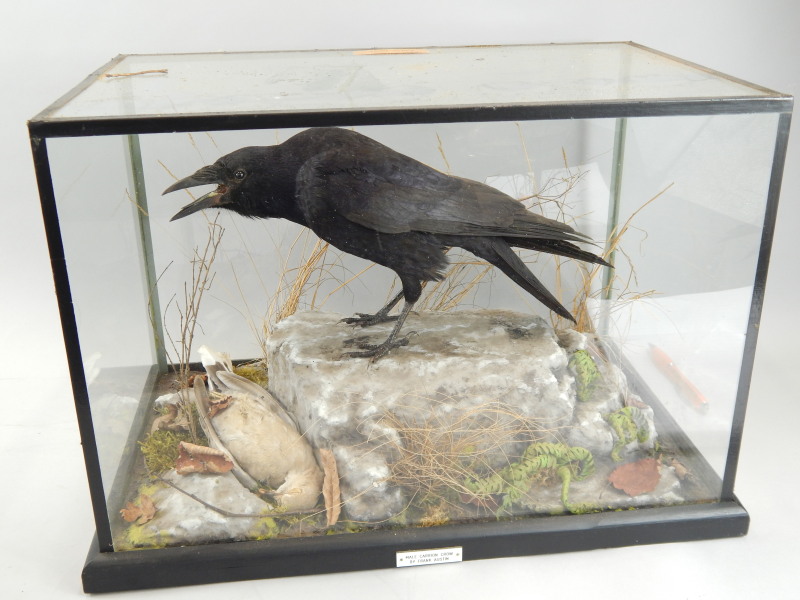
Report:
2,1,798,598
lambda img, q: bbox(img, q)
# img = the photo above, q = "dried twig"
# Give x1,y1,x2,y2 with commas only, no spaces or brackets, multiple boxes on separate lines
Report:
102,69,168,79
353,49,428,55
154,473,318,519
162,217,224,441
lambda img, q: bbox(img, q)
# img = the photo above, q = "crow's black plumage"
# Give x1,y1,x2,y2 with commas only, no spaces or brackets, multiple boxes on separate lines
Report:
164,127,609,359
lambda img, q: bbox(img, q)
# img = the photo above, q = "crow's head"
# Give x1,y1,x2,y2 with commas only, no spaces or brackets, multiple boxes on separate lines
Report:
163,147,267,221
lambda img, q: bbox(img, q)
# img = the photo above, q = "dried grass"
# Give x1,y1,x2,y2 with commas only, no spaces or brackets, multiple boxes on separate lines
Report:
564,183,673,333
262,228,378,327
268,236,332,325
375,399,562,506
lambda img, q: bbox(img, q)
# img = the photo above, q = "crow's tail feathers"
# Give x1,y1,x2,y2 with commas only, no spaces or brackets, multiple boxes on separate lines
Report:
509,237,610,268
469,239,576,322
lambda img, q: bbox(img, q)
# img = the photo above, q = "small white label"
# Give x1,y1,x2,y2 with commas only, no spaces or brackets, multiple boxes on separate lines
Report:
396,547,463,568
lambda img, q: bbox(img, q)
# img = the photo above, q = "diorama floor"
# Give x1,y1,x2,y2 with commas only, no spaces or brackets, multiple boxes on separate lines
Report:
108,352,718,556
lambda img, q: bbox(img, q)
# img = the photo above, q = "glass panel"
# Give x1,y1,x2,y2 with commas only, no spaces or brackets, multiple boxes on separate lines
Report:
46,115,776,551
48,136,159,502
598,112,778,480
44,43,774,120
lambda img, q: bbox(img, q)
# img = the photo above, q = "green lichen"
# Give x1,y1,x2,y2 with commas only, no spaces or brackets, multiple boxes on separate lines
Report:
569,349,601,402
138,429,194,475
464,442,595,515
604,406,650,462
123,523,170,550
248,516,280,541
138,482,165,499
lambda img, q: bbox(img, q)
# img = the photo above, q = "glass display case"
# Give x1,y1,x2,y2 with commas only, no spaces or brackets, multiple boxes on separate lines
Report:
28,42,792,593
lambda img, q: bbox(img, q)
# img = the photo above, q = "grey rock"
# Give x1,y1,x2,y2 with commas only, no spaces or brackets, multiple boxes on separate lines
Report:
267,309,583,520
266,309,669,521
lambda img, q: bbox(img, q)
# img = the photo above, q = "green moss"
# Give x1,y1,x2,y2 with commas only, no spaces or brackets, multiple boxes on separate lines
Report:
340,521,367,534
565,502,601,515
233,364,269,388
569,349,601,402
138,429,194,475
154,403,173,416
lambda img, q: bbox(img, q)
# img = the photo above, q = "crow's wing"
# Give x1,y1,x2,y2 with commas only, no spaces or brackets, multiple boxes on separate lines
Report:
295,146,588,243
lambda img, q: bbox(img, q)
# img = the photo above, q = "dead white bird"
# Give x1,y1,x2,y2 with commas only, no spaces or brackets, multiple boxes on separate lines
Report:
190,353,323,511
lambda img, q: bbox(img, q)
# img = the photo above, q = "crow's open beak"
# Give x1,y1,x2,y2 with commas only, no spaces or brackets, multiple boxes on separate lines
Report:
163,165,230,221
169,189,228,221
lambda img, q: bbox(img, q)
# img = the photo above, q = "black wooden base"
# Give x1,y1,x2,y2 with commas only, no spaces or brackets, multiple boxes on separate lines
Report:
83,498,749,593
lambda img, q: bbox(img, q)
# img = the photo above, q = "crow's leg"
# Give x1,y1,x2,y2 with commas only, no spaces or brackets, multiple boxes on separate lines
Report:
341,290,404,327
346,300,415,360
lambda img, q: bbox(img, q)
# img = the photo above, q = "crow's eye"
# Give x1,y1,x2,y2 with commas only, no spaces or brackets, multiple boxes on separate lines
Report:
233,169,246,180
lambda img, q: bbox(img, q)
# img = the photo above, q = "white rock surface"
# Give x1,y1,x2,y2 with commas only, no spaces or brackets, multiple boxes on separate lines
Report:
267,309,588,521
266,309,665,521
121,471,274,549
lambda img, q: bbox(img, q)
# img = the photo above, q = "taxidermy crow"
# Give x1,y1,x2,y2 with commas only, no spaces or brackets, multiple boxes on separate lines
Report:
164,127,609,359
